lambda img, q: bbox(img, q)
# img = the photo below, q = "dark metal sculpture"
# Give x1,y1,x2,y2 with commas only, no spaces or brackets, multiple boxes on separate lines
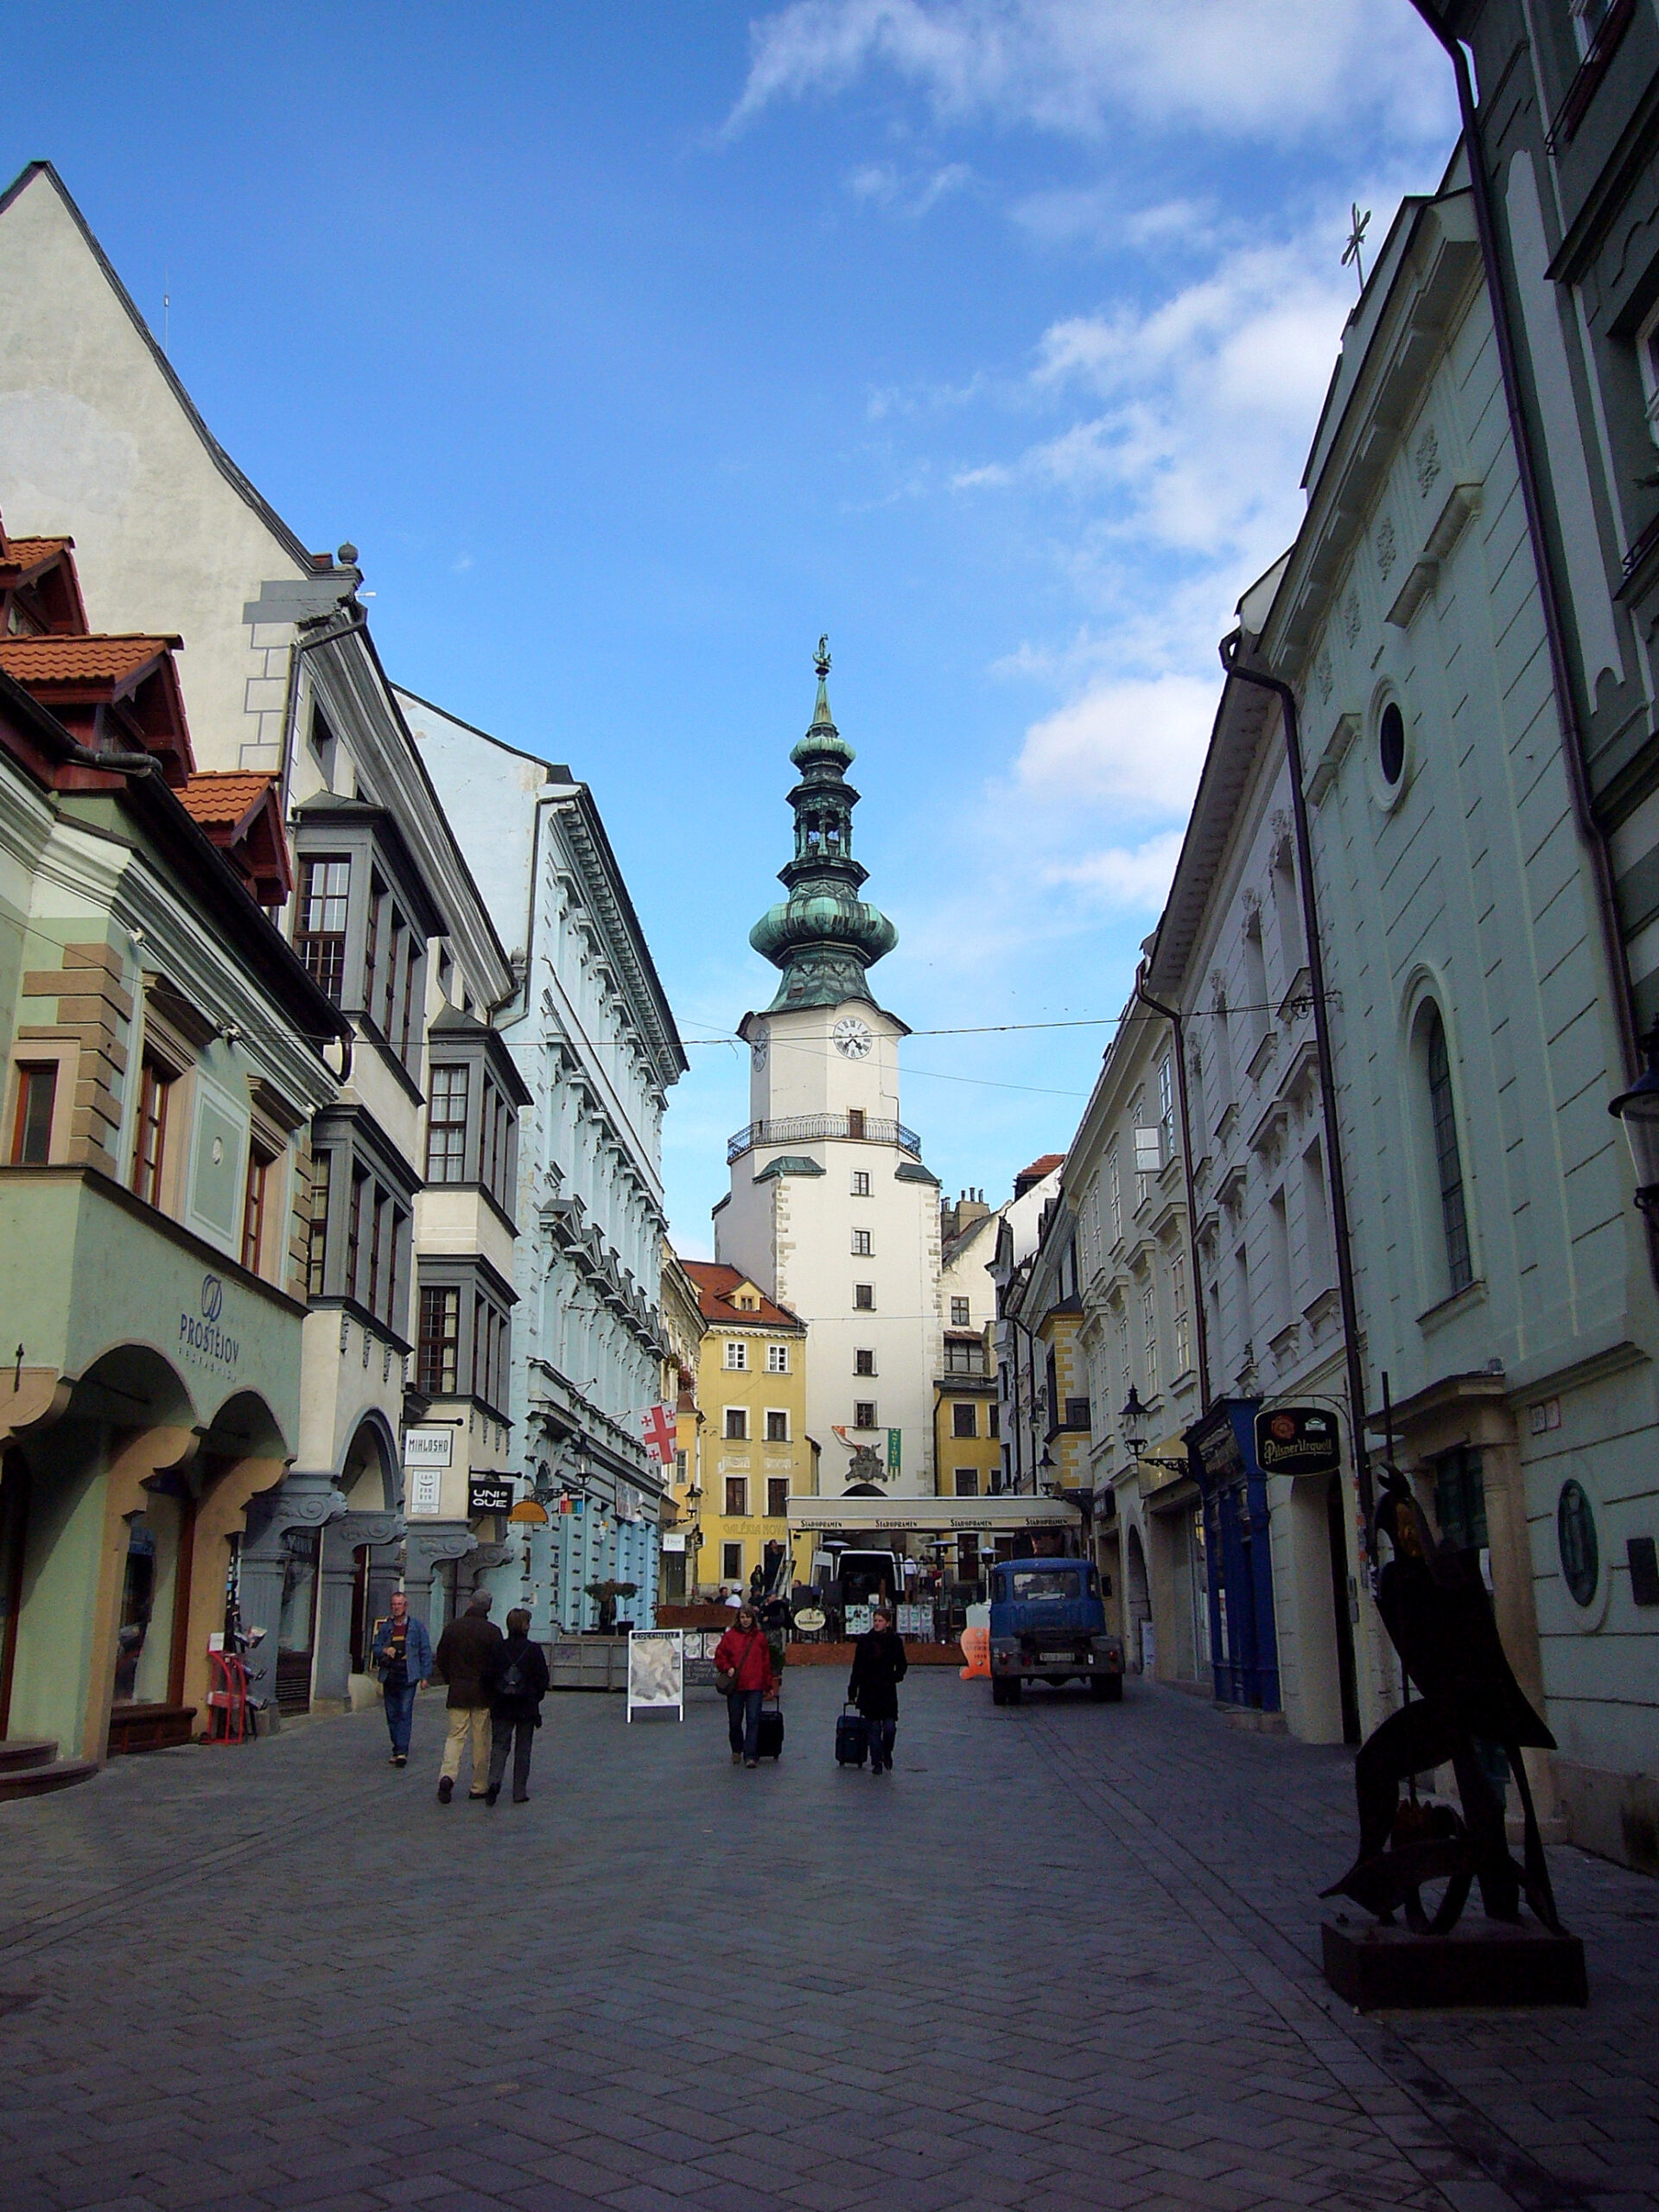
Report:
1323,1470,1563,1936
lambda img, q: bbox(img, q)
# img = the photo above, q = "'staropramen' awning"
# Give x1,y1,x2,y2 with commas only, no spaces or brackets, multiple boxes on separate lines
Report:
786,1493,1081,1534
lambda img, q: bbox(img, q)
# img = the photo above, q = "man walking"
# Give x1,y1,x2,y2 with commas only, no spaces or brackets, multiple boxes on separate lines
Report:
431,1589,502,1803
369,1588,432,1767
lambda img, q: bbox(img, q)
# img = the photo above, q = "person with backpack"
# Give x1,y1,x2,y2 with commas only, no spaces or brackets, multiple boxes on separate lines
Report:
480,1608,551,1805
848,1605,908,1775
712,1602,777,1768
369,1589,434,1766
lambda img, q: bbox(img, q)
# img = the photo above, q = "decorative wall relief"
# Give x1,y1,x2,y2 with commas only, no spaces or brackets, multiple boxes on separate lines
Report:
1315,651,1334,705
1376,515,1398,580
1414,423,1442,496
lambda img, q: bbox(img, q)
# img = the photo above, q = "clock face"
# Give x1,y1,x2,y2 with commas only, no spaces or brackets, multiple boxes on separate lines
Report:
833,1016,874,1060
750,1024,769,1070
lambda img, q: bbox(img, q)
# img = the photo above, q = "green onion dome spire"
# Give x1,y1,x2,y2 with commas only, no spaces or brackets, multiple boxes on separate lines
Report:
750,638,898,1012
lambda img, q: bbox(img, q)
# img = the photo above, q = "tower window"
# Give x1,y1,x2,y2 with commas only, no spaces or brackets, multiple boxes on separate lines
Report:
854,1284,874,1311
852,1171,870,1196
855,1348,875,1376
855,1402,878,1430
851,1229,873,1256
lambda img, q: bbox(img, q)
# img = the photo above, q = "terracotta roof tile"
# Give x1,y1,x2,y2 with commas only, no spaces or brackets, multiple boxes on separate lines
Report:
683,1259,804,1331
177,771,274,829
1019,1154,1065,1180
0,535,73,576
0,634,180,687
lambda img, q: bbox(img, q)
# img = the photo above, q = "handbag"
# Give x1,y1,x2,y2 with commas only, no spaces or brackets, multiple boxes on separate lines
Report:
713,1667,736,1694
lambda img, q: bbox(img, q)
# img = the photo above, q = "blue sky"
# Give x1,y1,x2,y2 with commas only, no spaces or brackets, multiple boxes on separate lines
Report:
7,3,1458,1254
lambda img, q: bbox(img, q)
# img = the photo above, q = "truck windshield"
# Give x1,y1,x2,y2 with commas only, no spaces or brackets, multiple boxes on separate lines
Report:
1008,1569,1079,1602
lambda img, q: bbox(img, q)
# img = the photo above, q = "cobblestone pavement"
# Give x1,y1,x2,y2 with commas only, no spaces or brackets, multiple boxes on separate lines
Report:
0,1671,1655,2212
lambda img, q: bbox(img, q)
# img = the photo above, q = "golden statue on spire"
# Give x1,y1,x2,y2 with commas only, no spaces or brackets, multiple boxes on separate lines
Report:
815,633,830,679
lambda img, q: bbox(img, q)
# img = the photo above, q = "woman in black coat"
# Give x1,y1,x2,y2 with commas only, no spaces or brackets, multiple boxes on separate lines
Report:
481,1607,551,1805
848,1606,909,1775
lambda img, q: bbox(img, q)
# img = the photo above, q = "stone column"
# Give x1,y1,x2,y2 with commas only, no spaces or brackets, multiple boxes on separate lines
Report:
313,1509,400,1708
404,1524,476,1640
238,1469,346,1709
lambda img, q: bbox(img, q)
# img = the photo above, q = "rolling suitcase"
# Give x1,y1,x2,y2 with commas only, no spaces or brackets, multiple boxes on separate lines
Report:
756,1700,785,1761
836,1703,868,1768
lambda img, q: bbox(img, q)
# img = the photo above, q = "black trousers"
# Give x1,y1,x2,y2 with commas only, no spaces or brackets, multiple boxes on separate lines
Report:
487,1715,536,1800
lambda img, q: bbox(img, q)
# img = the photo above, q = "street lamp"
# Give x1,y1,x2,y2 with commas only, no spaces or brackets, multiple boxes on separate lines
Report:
1038,1446,1058,1497
1120,1386,1149,1463
1609,1026,1659,1209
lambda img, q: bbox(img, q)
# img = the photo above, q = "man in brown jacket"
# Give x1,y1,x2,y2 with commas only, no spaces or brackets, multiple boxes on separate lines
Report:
432,1591,503,1802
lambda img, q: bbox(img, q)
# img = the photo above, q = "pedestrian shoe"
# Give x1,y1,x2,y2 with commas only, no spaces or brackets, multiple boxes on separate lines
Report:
485,1785,499,1806
744,1758,759,1768
393,1754,407,1767
468,1791,487,1801
512,1793,529,1804
731,1751,742,1765
437,1776,453,1803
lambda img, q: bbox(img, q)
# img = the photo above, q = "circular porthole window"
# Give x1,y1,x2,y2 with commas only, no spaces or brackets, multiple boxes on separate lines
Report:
1379,702,1406,787
1557,1478,1599,1608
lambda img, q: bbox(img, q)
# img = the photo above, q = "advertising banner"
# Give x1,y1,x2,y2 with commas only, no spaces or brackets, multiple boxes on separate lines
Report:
626,1629,684,1722
1253,1405,1341,1479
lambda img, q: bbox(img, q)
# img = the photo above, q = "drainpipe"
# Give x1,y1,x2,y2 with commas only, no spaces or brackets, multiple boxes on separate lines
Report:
1218,637,1375,1529
1133,973,1212,1413
65,741,156,776
1407,1,1635,1077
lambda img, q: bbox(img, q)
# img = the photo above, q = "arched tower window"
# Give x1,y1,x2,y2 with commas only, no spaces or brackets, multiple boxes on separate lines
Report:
1423,1007,1472,1294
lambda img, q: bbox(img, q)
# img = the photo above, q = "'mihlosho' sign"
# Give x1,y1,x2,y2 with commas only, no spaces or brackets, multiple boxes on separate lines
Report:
1254,1406,1341,1478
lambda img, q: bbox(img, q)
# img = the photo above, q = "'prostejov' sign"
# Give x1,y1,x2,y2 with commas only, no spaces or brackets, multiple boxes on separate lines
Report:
1254,1405,1341,1479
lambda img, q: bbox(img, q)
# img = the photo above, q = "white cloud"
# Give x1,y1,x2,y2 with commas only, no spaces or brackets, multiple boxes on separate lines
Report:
729,0,1453,149
846,158,973,214
1009,188,1220,254
1044,829,1186,908
1014,672,1215,814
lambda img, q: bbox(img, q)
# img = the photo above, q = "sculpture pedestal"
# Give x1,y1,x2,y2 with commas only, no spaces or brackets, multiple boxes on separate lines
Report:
1322,1920,1587,2011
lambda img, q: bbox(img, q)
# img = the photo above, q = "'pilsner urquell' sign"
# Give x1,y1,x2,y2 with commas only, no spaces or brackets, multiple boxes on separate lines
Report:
1254,1406,1341,1479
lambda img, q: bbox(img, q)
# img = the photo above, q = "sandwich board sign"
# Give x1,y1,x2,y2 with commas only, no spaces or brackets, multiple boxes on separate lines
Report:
626,1630,684,1723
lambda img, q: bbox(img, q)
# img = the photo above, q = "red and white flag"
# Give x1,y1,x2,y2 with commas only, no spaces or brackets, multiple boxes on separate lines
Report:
641,1403,677,1464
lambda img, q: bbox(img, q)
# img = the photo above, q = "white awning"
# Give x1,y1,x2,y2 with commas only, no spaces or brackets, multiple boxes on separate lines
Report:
785,1493,1081,1534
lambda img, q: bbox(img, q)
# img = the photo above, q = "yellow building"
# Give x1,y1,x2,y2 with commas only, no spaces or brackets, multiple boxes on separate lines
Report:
933,1325,1000,1502
683,1262,810,1599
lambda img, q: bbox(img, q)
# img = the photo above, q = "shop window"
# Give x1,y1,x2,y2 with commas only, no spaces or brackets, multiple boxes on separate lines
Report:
955,1469,979,1497
724,1408,747,1441
721,1541,743,1581
766,1478,789,1516
724,1477,748,1516
9,1063,56,1166
953,1403,977,1439
766,1410,789,1443
418,1286,460,1396
131,1055,173,1207
241,1142,275,1274
1557,1479,1599,1607
296,856,351,1001
855,1348,876,1376
950,1297,970,1326
426,1064,469,1182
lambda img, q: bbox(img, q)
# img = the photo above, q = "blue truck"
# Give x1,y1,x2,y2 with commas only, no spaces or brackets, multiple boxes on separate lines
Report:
988,1558,1124,1704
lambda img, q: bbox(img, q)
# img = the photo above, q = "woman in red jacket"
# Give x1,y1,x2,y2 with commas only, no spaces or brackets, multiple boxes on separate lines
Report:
713,1603,777,1768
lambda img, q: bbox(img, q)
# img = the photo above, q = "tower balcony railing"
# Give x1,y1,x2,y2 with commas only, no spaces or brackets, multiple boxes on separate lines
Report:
728,1112,922,1166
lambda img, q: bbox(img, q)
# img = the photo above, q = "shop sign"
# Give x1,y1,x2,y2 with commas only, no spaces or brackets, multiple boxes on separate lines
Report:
178,1272,240,1376
404,1426,454,1469
468,1477,514,1516
887,1427,902,1474
661,1531,687,1553
406,1466,444,1517
1254,1406,1341,1479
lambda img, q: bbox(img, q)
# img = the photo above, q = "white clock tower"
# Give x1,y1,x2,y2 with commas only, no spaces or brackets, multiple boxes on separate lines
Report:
716,644,942,1500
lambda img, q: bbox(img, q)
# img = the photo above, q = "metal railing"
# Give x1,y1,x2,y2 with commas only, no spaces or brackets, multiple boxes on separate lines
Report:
728,1111,923,1165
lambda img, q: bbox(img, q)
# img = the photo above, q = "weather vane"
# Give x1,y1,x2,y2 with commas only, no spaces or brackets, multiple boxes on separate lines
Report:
1342,203,1372,295
815,633,831,679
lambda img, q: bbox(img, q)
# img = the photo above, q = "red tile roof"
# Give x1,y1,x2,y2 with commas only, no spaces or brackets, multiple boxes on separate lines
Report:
683,1260,804,1331
1019,1154,1065,1180
177,771,275,832
0,535,74,578
0,634,180,687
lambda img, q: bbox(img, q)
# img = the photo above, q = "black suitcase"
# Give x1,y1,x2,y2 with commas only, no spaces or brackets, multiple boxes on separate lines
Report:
756,1703,785,1760
836,1704,868,1768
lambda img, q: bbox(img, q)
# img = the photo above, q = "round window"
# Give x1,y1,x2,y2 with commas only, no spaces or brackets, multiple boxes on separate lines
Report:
1379,702,1406,786
1557,1478,1599,1608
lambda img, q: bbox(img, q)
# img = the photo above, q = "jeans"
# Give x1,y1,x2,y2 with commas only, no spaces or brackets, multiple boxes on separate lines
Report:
487,1715,536,1801
440,1704,492,1793
383,1679,417,1757
868,1718,896,1770
727,1687,764,1759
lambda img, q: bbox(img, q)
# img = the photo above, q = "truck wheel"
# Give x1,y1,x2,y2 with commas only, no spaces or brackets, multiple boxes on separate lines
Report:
1093,1675,1122,1702
990,1678,1007,1706
1004,1677,1022,1705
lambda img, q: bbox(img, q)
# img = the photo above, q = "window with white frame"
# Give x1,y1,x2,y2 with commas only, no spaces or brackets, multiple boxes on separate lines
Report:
1107,1147,1122,1241
724,1339,747,1370
1171,1252,1192,1377
851,1170,871,1196
766,1342,790,1373
724,1407,748,1440
766,1409,789,1443
1158,1055,1176,1161
854,1400,878,1429
851,1228,873,1255
1141,1277,1159,1393
721,1541,743,1580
